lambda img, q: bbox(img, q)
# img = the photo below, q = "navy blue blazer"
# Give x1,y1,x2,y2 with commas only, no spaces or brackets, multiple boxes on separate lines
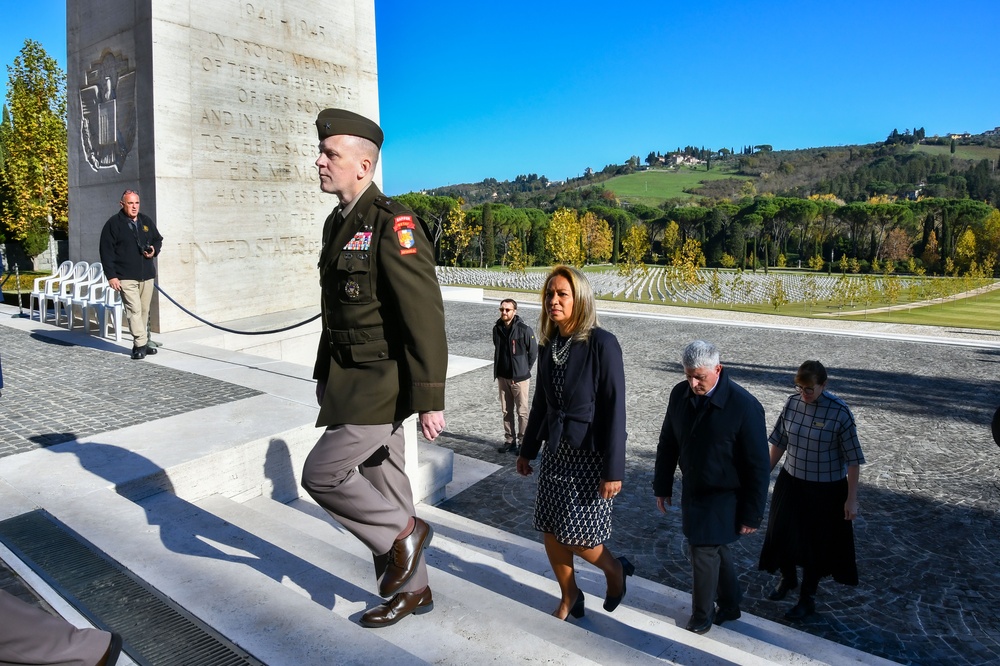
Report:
520,327,627,481
653,368,769,546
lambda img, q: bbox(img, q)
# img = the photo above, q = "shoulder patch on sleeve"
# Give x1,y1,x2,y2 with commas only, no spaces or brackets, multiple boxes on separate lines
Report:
374,197,432,255
393,215,418,255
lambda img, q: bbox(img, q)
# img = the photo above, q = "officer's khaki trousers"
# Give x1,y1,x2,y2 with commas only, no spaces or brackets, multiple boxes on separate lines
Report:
118,278,154,347
301,423,429,594
0,589,111,666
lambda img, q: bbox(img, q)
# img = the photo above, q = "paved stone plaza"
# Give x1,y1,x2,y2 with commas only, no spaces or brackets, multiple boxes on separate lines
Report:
0,325,261,456
1,300,999,665
436,300,1000,666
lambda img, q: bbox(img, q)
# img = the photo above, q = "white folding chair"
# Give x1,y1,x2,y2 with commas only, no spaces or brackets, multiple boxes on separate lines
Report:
65,263,104,330
29,260,73,322
54,261,90,327
66,262,104,330
85,279,123,341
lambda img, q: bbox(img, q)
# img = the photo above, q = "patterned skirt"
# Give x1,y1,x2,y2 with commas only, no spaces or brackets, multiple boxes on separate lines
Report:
533,440,613,548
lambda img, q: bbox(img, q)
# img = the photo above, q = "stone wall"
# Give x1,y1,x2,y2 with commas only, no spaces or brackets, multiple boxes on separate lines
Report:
67,0,379,333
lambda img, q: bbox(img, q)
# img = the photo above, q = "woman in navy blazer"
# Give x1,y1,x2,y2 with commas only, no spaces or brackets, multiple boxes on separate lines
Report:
517,266,633,620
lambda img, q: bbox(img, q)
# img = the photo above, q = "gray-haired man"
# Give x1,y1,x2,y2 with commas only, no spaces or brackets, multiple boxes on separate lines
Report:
653,340,769,634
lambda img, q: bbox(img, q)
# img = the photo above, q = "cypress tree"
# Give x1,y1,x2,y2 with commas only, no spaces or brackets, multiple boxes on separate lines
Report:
482,202,496,267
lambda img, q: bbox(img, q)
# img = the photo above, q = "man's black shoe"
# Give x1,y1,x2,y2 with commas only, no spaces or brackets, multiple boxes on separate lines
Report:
685,611,714,634
497,443,517,453
131,346,146,360
144,344,157,355
713,605,741,625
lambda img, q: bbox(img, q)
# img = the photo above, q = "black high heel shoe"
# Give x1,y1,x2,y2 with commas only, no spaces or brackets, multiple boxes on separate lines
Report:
569,590,585,619
603,556,635,612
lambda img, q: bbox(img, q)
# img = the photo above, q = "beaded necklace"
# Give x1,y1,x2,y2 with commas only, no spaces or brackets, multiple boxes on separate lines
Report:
551,334,573,366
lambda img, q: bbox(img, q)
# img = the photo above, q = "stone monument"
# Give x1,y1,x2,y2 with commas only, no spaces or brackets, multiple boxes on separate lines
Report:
66,0,380,350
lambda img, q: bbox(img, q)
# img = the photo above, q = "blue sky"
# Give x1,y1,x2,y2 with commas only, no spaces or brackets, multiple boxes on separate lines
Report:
5,1,999,195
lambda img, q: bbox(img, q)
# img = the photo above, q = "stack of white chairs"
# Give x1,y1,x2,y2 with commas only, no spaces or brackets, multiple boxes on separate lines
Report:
29,260,73,322
53,261,91,327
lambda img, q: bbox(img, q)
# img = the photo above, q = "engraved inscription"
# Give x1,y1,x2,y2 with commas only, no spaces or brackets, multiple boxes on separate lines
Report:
181,234,321,264
241,3,328,43
188,1,373,270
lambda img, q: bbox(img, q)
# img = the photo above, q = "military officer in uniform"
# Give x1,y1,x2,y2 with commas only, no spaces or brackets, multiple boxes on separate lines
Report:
300,108,448,628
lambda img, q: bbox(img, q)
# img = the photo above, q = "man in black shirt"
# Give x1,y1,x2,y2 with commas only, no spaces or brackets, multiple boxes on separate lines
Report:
98,190,163,359
492,298,537,453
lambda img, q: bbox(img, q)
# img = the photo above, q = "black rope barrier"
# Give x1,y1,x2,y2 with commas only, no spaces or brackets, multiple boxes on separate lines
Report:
155,283,321,335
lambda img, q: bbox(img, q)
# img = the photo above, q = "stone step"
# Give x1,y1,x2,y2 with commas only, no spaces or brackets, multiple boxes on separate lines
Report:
204,492,781,665
1,422,892,665
416,503,891,666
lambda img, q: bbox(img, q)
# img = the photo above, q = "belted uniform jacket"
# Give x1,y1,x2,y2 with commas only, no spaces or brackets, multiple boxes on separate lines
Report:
519,327,627,481
312,184,447,427
653,368,769,546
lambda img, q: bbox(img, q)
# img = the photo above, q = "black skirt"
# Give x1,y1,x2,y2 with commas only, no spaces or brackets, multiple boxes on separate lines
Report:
533,439,613,548
758,468,859,585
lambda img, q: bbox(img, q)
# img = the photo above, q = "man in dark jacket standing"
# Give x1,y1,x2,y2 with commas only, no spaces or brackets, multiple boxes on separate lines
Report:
493,298,537,453
653,340,769,635
300,108,448,629
98,189,162,359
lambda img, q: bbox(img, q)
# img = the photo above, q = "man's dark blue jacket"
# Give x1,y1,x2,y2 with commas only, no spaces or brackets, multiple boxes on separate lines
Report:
654,368,769,545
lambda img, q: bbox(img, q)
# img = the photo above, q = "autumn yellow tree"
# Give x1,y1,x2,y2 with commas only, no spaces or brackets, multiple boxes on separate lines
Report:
768,277,788,310
980,209,1000,277
921,230,941,273
0,40,67,259
505,237,526,274
581,211,613,263
661,220,681,260
618,224,650,277
955,228,977,272
441,199,480,266
545,207,585,266
673,237,706,286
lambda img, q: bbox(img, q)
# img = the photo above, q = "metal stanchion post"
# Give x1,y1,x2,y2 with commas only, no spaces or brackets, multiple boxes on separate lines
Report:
14,266,28,318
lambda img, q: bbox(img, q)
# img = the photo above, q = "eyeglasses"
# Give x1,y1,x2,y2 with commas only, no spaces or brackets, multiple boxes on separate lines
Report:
794,385,816,395
499,307,513,312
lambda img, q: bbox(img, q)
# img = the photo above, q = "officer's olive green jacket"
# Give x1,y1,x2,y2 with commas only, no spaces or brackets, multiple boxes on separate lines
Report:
313,184,447,426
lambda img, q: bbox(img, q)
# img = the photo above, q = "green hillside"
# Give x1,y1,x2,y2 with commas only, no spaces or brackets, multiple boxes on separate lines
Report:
425,129,1000,209
603,167,750,206
912,143,1000,162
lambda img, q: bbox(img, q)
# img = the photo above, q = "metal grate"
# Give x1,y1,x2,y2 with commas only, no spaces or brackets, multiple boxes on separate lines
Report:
0,511,264,666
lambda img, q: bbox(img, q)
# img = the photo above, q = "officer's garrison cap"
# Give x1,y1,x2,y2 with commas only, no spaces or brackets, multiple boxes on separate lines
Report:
315,108,384,149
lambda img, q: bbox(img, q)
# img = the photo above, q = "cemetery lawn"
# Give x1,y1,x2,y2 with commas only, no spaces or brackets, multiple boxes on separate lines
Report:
835,287,1000,330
